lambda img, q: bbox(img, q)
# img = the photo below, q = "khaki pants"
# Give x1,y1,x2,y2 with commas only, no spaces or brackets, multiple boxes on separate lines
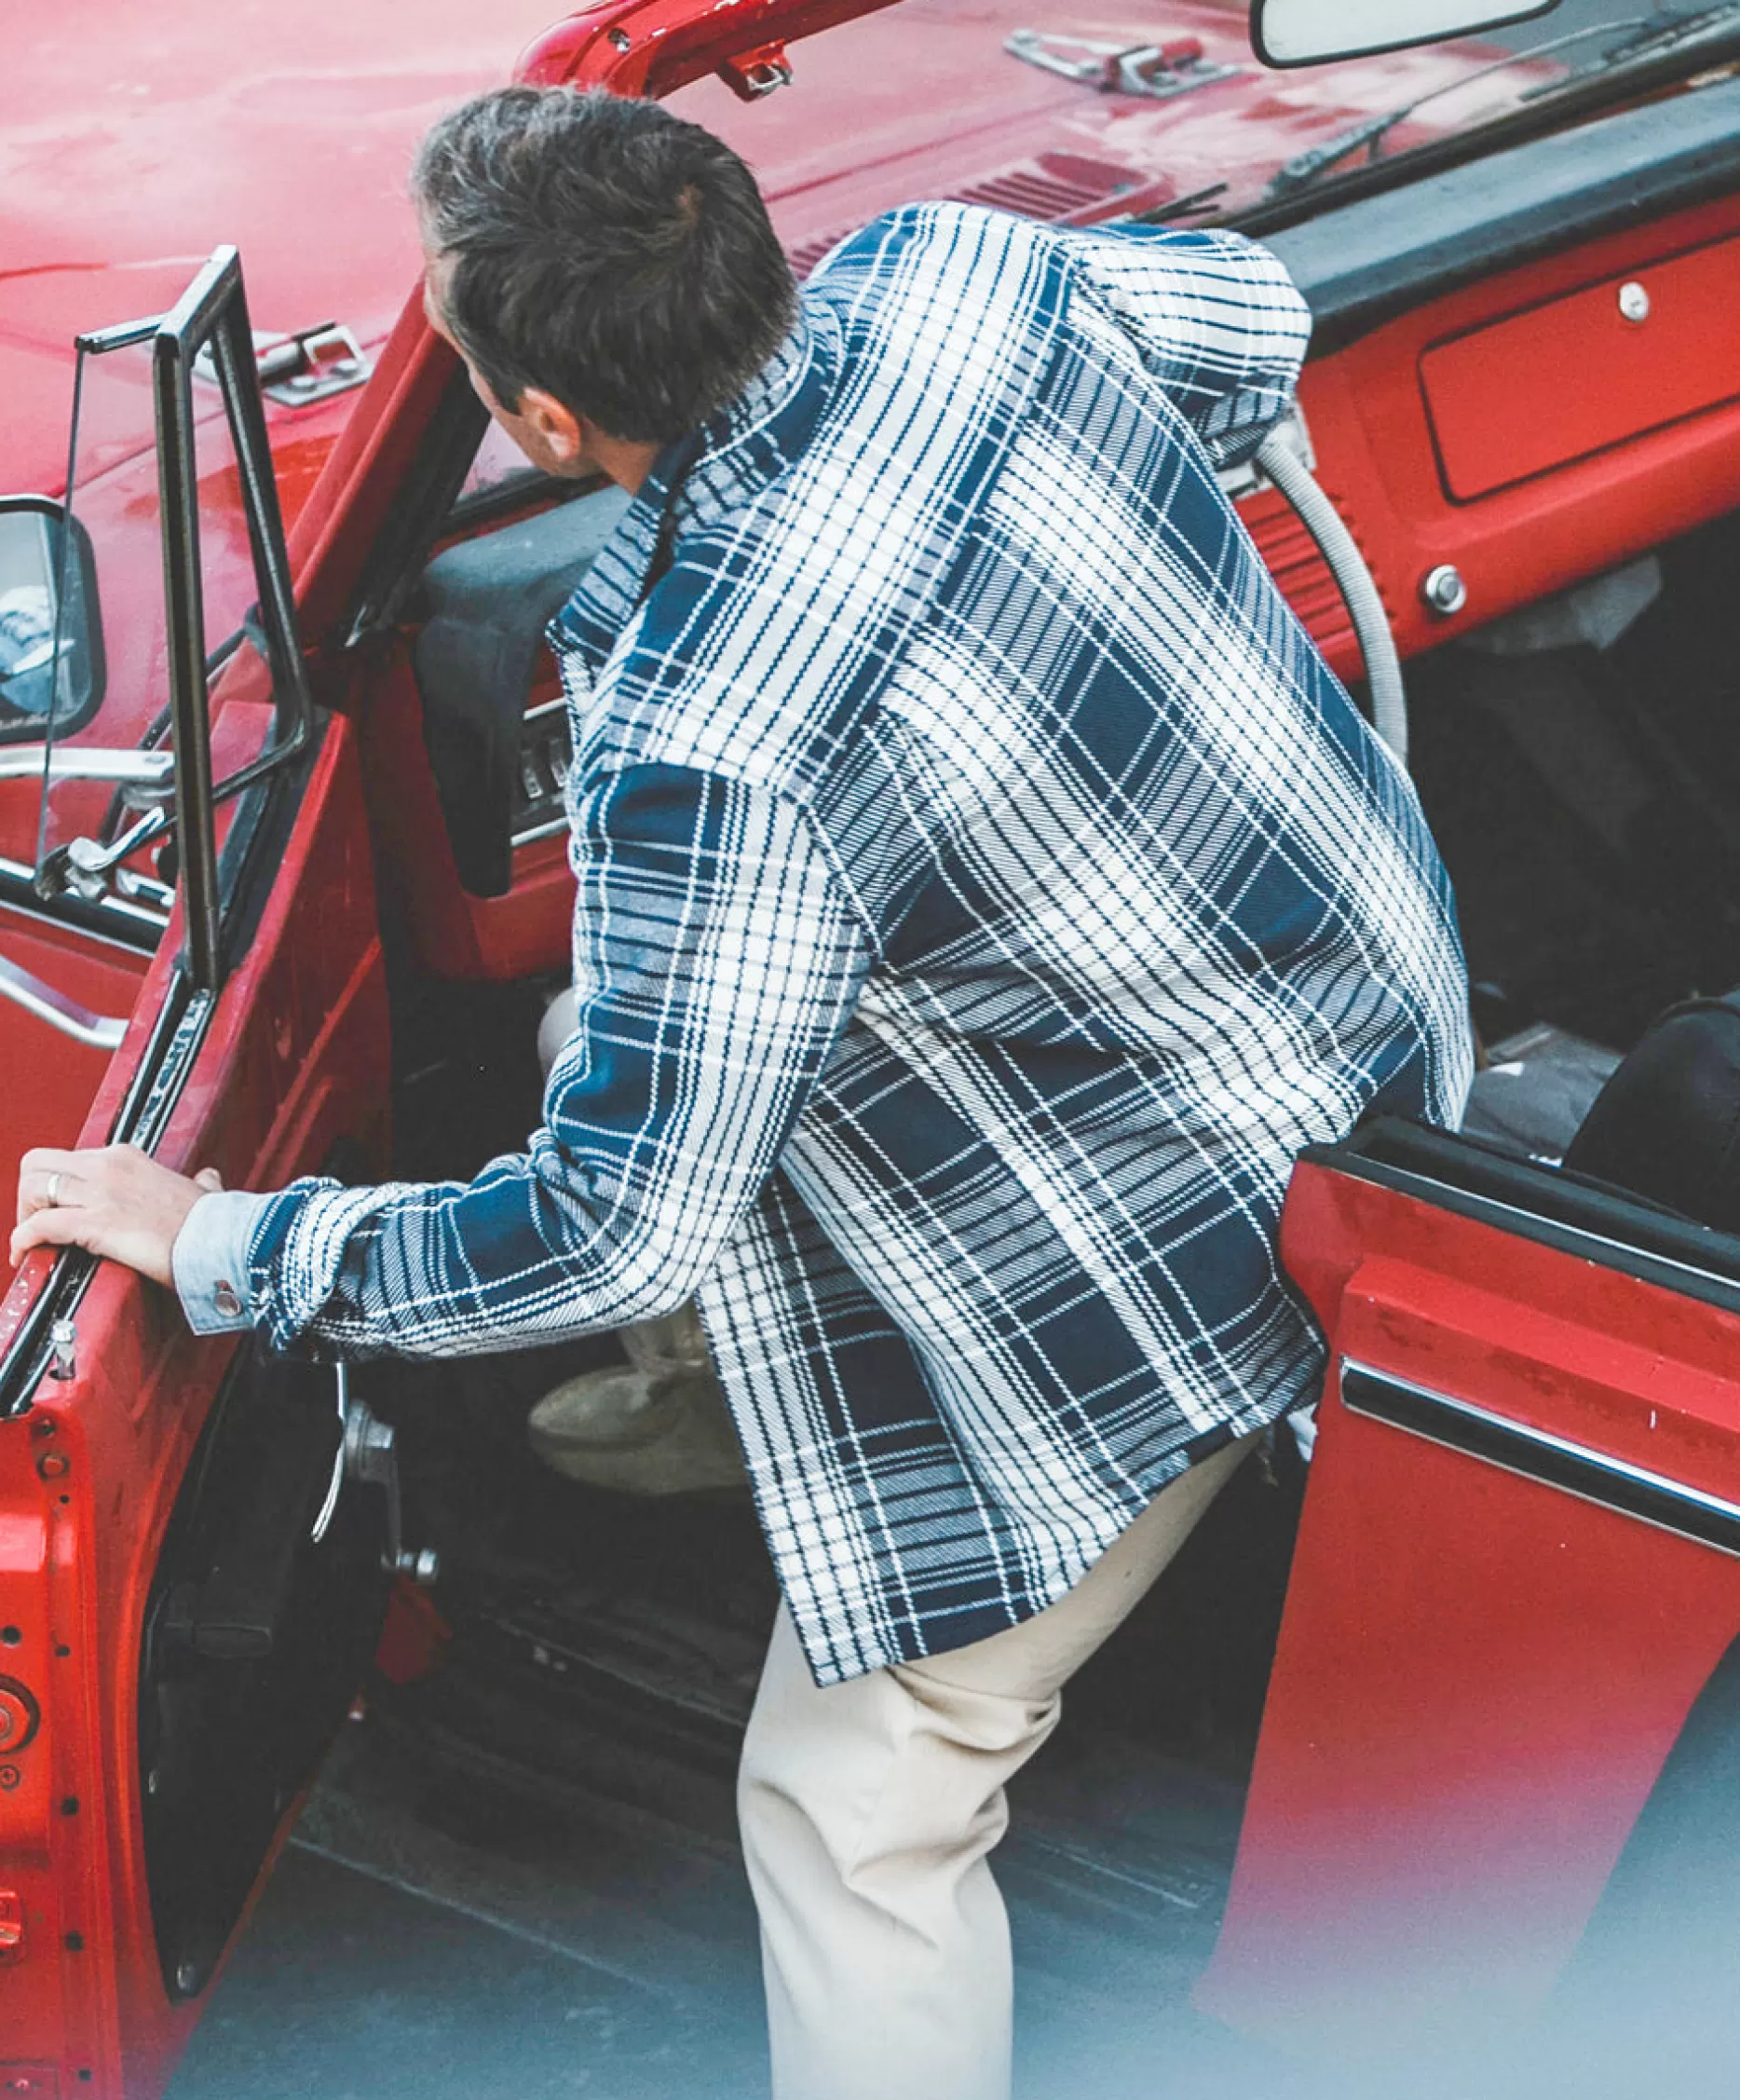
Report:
737,1433,1253,2100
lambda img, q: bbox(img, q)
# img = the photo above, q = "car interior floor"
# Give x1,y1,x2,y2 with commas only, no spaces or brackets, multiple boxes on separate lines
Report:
312,952,1309,2085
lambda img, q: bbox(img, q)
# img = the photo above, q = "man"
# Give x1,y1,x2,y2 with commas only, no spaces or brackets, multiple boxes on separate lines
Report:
13,87,1471,2100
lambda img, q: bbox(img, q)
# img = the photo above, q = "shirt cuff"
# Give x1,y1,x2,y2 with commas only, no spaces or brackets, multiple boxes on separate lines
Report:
171,1190,275,1336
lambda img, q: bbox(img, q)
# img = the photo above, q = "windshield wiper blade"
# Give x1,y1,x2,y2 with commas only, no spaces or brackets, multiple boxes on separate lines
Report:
1266,14,1673,200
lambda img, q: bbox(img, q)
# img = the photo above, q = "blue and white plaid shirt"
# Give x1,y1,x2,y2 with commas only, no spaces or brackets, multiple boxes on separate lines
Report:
181,205,1471,1684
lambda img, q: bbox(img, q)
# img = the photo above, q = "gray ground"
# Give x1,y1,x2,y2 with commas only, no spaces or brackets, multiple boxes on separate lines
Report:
167,1709,1284,2100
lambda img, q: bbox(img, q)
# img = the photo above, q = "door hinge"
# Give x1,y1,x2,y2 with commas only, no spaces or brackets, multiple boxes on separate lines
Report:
195,321,374,407
1004,30,1239,98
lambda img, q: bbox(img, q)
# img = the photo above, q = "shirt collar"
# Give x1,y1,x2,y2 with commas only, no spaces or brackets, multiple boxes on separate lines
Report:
551,294,839,668
669,298,836,536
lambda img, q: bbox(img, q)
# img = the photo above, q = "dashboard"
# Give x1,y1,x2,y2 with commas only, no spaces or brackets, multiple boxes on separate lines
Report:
1265,185,1740,687
1257,77,1740,683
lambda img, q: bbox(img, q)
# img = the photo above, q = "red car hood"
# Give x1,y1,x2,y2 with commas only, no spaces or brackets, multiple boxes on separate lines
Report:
668,0,1546,271
3,0,565,495
5,0,1552,496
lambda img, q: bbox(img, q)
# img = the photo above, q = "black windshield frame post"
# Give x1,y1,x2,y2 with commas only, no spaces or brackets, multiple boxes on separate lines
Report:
209,272,308,752
152,252,232,992
148,246,317,993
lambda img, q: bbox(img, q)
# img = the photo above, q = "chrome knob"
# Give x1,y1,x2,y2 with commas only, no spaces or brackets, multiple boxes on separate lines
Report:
1421,564,1468,618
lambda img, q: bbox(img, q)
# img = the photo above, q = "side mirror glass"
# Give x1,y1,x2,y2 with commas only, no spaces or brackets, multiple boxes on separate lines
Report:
0,498,103,737
1250,0,1557,67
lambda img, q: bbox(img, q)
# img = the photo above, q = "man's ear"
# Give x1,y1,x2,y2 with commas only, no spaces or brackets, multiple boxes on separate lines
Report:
520,386,588,469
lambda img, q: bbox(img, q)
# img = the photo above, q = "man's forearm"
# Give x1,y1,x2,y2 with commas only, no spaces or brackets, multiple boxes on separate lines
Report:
15,766,873,1358
208,766,874,1359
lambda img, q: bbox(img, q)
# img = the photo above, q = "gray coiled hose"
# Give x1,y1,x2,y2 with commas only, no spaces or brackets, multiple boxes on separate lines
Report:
1254,430,1408,767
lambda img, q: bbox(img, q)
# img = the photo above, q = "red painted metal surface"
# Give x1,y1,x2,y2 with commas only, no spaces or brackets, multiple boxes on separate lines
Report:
1196,1159,1740,2062
1421,231,1740,500
0,705,389,2099
354,648,578,982
2,0,568,496
649,1,1544,279
1282,189,1740,665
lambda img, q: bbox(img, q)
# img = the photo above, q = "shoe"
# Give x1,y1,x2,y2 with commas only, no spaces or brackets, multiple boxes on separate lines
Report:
526,1303,747,1494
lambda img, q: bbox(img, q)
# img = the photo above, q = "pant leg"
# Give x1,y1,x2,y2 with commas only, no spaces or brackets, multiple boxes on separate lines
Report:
738,1433,1253,2100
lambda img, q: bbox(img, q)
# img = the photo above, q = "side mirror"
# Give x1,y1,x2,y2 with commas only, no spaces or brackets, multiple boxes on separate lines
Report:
1250,0,1557,67
0,498,103,737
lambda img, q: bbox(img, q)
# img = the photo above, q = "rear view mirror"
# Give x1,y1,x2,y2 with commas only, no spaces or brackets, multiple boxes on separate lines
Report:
1250,0,1557,66
0,497,103,737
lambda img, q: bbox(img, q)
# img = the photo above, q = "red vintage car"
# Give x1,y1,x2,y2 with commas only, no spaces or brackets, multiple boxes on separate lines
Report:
8,0,1740,2091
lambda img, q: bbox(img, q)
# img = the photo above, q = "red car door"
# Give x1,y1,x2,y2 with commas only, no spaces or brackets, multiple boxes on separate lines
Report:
1199,1113,1740,2068
0,252,397,2100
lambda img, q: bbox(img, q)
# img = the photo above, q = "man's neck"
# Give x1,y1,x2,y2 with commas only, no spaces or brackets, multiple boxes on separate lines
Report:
592,430,664,496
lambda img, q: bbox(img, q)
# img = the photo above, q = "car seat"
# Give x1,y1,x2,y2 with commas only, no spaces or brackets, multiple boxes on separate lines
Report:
1562,989,1740,1233
413,484,629,895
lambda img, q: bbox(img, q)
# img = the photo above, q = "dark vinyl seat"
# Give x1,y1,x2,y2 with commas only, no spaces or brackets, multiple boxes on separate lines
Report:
1562,989,1740,1234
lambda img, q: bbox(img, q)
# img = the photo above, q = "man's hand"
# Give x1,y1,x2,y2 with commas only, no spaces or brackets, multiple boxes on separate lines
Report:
11,1145,224,1287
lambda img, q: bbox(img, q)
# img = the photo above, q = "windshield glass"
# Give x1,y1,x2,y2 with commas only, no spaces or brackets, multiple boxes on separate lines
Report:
1255,1,1740,208
28,334,169,903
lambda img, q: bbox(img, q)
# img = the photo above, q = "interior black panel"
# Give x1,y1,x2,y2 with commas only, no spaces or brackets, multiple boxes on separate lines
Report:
412,484,629,895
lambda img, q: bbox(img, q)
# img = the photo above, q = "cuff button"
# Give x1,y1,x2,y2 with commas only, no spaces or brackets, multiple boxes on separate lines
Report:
213,1282,243,1319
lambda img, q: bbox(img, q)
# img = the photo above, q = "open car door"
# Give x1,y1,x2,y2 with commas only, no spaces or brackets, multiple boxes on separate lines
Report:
1198,1111,1740,2067
0,252,398,2098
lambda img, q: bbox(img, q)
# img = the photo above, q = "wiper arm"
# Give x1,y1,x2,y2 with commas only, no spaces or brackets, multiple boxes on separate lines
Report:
1267,17,1654,199
1520,2,1740,101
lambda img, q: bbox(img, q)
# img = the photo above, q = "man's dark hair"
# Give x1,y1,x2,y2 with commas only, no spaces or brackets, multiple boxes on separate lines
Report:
413,87,797,444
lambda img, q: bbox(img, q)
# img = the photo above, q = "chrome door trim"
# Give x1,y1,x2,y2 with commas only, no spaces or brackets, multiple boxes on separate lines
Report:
1342,1359,1740,1560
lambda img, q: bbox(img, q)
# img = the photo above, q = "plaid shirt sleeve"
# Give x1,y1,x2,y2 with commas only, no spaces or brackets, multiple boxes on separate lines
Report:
1059,224,1312,467
240,762,875,1357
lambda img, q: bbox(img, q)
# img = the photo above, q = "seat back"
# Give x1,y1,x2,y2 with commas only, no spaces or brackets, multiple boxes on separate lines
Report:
1563,990,1740,1234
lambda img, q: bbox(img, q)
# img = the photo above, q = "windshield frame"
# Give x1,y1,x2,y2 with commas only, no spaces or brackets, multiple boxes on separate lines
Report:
34,250,317,989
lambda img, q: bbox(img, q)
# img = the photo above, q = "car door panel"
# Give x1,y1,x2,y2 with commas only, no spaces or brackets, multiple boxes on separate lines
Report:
354,640,576,982
0,675,390,2096
0,923,148,1297
1198,1128,1740,2062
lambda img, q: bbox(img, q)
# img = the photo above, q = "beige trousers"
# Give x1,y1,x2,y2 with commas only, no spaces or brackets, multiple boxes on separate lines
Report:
737,1432,1253,2100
